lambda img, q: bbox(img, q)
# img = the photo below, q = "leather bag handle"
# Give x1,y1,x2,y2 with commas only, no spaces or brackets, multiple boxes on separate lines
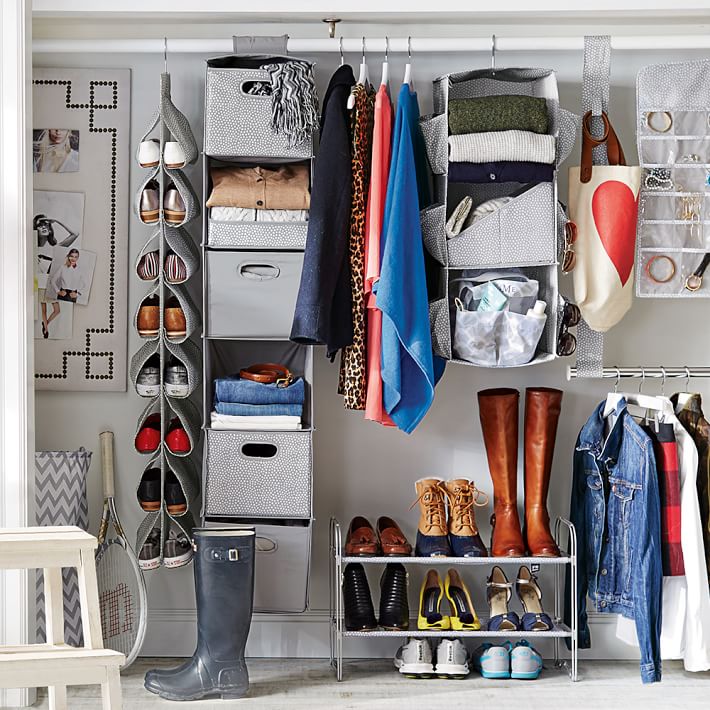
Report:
580,110,627,183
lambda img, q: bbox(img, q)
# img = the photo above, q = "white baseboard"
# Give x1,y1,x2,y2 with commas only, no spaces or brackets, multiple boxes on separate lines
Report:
141,609,641,661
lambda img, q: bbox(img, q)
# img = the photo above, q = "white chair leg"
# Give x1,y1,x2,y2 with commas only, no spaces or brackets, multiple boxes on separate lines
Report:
48,684,68,710
101,667,122,710
77,548,104,649
44,567,65,645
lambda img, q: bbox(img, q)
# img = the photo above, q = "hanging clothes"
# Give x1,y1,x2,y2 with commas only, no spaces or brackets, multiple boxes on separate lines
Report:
672,392,710,585
615,397,710,673
377,84,436,434
565,397,663,683
339,83,375,410
364,84,394,426
290,65,356,357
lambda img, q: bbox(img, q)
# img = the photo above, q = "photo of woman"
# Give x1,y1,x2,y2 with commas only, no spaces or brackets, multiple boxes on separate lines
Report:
33,128,80,173
51,248,85,303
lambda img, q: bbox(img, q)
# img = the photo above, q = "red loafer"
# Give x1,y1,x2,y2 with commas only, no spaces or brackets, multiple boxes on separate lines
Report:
165,417,190,454
135,413,161,454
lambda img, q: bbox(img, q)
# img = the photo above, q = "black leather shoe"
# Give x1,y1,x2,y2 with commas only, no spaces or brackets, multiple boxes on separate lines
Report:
379,563,409,630
137,468,161,512
165,471,187,515
343,563,377,631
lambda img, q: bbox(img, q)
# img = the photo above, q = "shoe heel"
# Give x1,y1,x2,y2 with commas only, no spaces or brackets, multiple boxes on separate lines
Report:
221,692,247,700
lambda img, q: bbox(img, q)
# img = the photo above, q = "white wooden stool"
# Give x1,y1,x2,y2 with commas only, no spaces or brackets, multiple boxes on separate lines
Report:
0,526,124,709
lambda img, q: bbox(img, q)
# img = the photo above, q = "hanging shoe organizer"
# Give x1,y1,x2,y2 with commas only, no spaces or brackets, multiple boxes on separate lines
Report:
201,38,316,614
130,72,202,568
420,67,578,368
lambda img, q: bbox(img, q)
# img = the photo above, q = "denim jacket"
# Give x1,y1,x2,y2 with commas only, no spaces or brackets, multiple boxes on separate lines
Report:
565,398,663,683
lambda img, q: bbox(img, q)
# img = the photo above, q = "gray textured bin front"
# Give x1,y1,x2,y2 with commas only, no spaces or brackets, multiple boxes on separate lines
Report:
206,250,304,339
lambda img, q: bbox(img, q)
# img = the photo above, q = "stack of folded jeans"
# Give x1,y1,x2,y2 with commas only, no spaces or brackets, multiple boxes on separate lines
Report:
211,375,305,431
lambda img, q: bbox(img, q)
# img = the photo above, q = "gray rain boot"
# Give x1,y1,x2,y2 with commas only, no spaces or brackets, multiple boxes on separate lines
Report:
144,527,255,701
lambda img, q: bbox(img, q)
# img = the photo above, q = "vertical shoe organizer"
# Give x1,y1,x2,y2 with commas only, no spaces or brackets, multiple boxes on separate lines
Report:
201,47,315,613
420,67,578,367
636,60,710,297
130,72,203,568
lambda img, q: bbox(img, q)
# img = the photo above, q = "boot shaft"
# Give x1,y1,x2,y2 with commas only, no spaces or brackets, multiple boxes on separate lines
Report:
414,478,448,536
524,388,563,504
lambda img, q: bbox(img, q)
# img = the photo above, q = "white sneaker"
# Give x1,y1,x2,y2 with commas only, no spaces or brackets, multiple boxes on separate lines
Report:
472,642,512,679
511,640,542,680
138,138,160,168
435,638,470,678
393,638,434,678
164,141,186,169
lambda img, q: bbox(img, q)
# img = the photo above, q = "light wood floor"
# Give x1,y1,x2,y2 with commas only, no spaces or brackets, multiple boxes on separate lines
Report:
34,658,708,709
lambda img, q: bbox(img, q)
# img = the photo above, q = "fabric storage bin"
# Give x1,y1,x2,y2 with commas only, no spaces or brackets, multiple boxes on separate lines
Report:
421,183,557,267
205,55,313,160
203,429,312,519
204,518,312,613
205,250,304,338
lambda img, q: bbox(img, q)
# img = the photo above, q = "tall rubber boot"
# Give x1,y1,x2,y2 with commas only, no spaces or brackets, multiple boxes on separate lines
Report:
524,388,563,557
144,527,255,701
477,388,525,557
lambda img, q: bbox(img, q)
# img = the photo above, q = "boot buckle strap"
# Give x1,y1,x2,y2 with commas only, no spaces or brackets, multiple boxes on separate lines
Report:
229,549,239,561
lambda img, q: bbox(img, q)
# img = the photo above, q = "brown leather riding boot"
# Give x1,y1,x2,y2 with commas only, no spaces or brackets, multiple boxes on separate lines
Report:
477,388,525,557
524,387,563,557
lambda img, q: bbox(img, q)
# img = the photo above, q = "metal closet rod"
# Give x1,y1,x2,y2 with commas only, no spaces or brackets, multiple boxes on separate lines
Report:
567,366,710,380
32,35,710,54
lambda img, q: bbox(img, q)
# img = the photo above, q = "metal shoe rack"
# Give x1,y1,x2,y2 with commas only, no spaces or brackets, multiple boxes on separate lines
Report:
130,70,203,566
329,516,578,682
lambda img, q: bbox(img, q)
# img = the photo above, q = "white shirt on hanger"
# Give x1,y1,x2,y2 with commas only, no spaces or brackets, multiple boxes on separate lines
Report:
615,397,710,672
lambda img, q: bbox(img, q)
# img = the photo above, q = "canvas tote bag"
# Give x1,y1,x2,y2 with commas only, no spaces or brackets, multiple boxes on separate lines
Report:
569,111,641,332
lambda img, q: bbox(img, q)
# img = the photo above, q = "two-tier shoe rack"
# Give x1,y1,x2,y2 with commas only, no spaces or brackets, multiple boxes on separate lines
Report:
329,516,578,682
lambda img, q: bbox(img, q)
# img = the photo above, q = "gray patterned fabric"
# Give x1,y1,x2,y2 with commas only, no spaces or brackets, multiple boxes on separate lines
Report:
207,218,307,249
166,454,201,516
35,449,91,646
165,281,202,345
160,73,199,165
204,430,312,519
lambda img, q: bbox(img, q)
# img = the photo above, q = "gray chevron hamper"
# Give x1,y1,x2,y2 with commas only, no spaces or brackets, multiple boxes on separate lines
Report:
35,447,91,646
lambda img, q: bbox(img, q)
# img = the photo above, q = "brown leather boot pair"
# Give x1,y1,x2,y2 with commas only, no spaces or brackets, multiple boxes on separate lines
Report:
477,388,562,558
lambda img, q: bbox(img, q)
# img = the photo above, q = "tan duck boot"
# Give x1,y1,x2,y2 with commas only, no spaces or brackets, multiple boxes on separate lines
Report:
443,479,489,557
412,478,451,557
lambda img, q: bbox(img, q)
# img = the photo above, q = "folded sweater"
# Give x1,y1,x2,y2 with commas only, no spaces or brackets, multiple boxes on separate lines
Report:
448,130,556,164
448,95,549,135
210,412,302,431
210,207,309,222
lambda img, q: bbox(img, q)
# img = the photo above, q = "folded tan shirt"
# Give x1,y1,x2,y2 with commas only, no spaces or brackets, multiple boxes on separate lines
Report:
206,164,311,210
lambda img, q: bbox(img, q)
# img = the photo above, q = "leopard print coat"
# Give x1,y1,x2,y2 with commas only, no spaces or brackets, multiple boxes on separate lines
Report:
338,84,375,409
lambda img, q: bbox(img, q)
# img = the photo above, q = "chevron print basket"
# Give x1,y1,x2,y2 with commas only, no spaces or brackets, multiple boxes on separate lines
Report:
35,448,91,646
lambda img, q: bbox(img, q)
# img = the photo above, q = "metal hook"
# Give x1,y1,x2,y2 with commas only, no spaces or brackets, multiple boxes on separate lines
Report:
491,34,496,74
384,36,389,60
339,36,344,66
639,367,646,394
660,366,667,397
164,37,168,74
685,365,691,392
362,36,366,62
407,36,412,61
614,366,621,394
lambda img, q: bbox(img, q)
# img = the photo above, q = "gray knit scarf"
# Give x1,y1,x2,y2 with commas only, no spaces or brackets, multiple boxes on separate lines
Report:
263,60,319,148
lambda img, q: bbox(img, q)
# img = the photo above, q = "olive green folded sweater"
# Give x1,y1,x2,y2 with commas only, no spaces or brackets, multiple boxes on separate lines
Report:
448,95,549,135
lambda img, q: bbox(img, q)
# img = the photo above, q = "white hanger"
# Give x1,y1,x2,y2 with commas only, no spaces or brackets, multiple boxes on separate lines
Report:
675,365,695,408
347,37,369,109
603,367,669,422
380,36,389,88
403,36,413,86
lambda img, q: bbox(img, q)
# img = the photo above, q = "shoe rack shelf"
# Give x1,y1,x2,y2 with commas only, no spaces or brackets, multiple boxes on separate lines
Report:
130,71,202,568
328,516,578,682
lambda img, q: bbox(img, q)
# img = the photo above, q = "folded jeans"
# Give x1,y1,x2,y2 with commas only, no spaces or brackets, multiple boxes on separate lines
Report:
214,376,305,406
214,402,303,417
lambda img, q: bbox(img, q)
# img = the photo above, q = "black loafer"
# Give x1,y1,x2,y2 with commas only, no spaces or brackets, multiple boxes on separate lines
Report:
343,563,377,631
138,468,161,511
165,471,187,514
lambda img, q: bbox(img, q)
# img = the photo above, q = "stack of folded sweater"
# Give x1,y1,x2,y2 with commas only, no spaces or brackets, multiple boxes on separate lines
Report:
206,163,310,223
447,95,555,183
211,375,305,431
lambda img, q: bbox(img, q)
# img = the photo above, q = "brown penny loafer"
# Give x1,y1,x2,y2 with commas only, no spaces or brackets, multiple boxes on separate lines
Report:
377,516,412,557
345,516,380,557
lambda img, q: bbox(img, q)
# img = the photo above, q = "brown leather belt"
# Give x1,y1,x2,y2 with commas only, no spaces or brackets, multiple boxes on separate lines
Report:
239,363,293,387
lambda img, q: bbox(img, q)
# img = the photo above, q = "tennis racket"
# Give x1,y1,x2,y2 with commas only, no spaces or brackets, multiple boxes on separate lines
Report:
95,430,148,667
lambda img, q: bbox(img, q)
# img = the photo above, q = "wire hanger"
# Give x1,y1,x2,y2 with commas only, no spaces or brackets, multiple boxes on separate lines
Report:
164,37,168,74
403,36,413,86
348,37,370,109
380,36,389,88
491,34,496,75
660,366,667,398
339,36,344,66
613,365,621,394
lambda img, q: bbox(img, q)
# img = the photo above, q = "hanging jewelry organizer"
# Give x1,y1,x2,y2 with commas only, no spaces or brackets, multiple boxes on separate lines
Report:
129,62,203,569
636,60,710,297
419,65,578,368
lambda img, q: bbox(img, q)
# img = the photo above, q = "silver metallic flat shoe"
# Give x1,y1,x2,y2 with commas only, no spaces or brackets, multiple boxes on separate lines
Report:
140,179,160,224
164,183,186,225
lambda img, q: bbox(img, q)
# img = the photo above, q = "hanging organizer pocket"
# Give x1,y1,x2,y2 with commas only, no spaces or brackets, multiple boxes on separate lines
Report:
167,396,202,457
205,56,314,159
203,430,312,519
205,250,305,338
636,60,710,297
164,282,201,344
166,453,201,516
165,337,202,399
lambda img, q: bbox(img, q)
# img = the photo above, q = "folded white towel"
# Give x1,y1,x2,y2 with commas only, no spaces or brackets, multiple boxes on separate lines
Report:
210,207,309,223
210,412,303,431
448,130,556,164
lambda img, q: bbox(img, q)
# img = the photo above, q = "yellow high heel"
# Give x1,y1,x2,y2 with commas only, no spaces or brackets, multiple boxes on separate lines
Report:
418,569,451,630
445,568,481,631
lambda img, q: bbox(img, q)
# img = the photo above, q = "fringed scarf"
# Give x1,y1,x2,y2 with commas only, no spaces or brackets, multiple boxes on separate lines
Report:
263,60,319,148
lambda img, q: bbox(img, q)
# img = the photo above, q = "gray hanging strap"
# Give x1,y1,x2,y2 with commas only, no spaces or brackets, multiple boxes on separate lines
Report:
575,35,611,379
233,35,289,56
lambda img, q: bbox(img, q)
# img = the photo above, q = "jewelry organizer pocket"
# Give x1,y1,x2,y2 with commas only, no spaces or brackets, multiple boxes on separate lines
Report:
636,61,710,297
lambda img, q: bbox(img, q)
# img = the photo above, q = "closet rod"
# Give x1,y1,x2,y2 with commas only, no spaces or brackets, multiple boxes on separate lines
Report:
567,367,710,381
31,35,710,54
